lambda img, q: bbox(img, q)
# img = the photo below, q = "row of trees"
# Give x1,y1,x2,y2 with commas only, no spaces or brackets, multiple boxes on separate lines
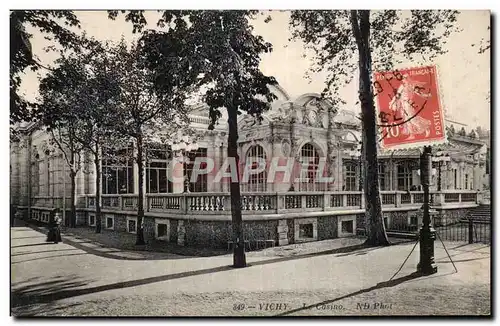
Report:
17,11,277,266
12,10,464,266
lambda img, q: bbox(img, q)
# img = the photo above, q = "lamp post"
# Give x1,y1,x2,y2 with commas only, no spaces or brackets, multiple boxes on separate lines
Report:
432,151,451,191
417,145,438,275
171,136,199,193
357,141,363,191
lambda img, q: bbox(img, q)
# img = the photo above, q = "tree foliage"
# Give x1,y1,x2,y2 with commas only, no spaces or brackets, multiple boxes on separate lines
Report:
110,38,194,244
10,10,81,125
290,10,459,105
111,10,277,265
37,38,123,233
290,10,460,246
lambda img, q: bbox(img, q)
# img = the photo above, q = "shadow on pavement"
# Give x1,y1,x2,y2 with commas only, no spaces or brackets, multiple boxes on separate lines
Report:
11,275,88,316
60,235,190,261
11,248,81,257
277,272,423,316
12,236,47,240
10,242,387,308
11,243,58,249
12,253,89,265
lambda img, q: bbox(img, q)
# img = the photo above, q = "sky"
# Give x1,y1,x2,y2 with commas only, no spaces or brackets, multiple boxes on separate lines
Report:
20,10,491,130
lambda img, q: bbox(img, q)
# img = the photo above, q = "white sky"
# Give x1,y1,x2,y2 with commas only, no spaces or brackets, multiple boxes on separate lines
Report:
19,10,491,129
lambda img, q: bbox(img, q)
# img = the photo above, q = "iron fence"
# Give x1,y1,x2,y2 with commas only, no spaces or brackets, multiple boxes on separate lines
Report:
434,219,491,244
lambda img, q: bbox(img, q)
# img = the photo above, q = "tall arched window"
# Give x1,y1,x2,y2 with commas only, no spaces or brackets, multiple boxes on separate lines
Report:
343,160,357,191
299,143,323,191
245,145,267,192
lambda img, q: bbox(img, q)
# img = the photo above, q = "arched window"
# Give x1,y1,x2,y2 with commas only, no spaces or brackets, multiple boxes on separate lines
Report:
343,160,357,191
245,145,267,192
299,143,323,191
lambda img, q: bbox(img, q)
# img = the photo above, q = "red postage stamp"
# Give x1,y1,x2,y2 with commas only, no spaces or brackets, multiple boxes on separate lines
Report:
373,65,446,149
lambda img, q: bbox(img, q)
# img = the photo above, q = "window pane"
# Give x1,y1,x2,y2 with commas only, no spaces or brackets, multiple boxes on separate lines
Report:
128,167,134,193
149,169,158,193
158,169,170,193
187,148,208,192
117,168,128,194
107,167,118,194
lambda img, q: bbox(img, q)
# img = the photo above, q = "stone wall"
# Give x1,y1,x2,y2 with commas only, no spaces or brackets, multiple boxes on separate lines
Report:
169,219,178,243
317,216,338,240
181,219,279,249
183,220,230,248
286,219,295,244
23,205,482,249
143,217,155,239
436,208,469,226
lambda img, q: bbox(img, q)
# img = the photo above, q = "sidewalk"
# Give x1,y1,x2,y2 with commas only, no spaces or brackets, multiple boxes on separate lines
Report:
11,220,491,316
21,218,412,259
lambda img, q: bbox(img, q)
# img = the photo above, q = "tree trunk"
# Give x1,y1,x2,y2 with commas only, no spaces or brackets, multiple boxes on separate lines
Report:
227,107,246,268
69,169,76,228
351,10,390,246
136,133,146,245
94,143,102,234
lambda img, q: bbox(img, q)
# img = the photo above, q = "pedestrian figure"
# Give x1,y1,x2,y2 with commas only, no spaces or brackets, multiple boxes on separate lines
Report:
47,208,62,244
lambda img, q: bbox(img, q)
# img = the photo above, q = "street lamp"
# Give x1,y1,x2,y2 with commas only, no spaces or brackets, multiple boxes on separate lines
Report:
432,151,451,191
357,141,363,191
171,136,199,193
417,146,438,275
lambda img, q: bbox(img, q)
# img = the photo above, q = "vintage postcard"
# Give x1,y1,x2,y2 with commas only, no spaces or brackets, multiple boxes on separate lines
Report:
9,8,491,317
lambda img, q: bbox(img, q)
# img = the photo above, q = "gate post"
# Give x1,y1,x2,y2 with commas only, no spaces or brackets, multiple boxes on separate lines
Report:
468,218,474,244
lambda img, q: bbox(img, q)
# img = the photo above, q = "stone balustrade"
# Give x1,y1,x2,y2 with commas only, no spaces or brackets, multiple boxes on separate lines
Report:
79,190,479,215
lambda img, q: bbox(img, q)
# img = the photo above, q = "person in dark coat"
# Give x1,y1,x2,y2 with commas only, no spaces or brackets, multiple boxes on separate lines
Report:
47,208,62,244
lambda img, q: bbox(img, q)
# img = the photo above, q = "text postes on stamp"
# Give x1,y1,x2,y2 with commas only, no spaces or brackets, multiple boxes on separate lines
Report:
374,65,446,149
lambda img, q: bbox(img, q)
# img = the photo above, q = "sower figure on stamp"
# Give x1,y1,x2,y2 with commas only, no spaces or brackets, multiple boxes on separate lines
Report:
389,75,432,140
47,208,62,244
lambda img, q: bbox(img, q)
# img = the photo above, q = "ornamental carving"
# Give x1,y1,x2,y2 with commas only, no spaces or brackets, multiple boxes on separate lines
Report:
281,139,291,157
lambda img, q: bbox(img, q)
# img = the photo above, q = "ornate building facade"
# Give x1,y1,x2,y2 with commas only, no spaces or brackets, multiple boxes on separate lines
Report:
10,84,489,248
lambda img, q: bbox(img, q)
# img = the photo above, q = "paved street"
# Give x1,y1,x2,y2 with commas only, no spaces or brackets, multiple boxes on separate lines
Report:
11,222,490,316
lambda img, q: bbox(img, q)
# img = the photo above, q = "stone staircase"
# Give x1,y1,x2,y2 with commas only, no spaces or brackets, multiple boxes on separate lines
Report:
469,204,491,220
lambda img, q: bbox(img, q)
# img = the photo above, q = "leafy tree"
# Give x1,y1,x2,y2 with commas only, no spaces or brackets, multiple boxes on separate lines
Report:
39,39,123,233
111,10,277,267
290,10,459,246
110,38,193,245
78,43,124,234
38,57,89,228
10,10,81,125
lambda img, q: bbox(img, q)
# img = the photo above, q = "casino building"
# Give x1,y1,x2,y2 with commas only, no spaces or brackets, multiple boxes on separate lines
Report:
10,83,490,248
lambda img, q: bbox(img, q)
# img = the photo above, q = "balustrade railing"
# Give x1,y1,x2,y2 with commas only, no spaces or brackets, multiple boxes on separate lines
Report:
330,194,343,207
284,195,302,209
381,192,396,206
346,193,362,207
444,193,460,203
102,195,120,208
79,190,479,215
400,193,411,204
